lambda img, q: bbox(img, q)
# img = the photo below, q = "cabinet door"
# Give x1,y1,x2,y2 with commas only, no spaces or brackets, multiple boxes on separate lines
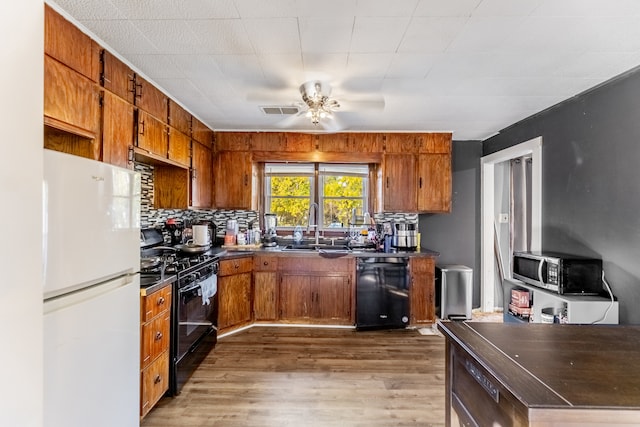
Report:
45,4,97,81
417,153,452,213
284,133,314,152
254,271,277,321
191,141,213,208
214,151,252,209
192,117,213,148
140,352,169,418
383,153,417,212
313,274,351,323
140,311,170,368
102,90,134,169
100,49,135,103
350,133,384,153
410,257,435,325
167,127,191,168
154,166,189,209
137,110,168,157
251,132,286,151
279,273,312,321
417,133,451,154
218,272,252,331
44,55,100,140
214,132,251,151
316,133,350,152
135,75,168,122
168,100,192,135
385,133,418,153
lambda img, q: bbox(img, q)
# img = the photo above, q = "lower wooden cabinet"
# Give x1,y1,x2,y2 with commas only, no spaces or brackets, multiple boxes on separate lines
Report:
253,256,278,321
218,257,253,333
409,257,436,325
140,284,171,419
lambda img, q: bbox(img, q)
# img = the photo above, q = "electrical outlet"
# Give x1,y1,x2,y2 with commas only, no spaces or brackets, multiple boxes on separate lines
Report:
499,213,509,223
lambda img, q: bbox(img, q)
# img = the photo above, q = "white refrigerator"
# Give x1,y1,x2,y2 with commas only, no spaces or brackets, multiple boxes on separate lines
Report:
43,149,141,427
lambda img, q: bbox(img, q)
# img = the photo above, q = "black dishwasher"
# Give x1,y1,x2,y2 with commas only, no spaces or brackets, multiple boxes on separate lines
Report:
356,257,410,330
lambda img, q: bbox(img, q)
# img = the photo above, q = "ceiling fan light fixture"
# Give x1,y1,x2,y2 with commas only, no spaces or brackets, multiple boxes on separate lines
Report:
299,80,339,126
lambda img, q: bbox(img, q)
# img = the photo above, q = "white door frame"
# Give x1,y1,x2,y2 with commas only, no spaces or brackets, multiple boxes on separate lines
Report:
480,136,542,312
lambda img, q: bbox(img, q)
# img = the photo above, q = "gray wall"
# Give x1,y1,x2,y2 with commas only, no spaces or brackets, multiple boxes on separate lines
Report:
420,140,482,308
484,68,640,324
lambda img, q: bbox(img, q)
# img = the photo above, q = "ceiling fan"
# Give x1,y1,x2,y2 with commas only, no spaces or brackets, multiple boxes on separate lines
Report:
253,79,385,132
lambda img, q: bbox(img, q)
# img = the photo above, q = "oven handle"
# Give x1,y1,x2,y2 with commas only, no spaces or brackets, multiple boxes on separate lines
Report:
179,271,215,294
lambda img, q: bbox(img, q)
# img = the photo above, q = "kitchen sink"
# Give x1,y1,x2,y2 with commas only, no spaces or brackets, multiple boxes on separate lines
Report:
280,244,351,252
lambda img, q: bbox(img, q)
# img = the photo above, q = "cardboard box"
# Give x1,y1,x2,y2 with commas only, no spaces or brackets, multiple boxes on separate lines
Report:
509,303,532,318
511,289,530,308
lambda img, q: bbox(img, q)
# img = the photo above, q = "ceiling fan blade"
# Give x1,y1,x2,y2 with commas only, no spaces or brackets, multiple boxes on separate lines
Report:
319,113,345,132
273,111,308,129
338,96,385,112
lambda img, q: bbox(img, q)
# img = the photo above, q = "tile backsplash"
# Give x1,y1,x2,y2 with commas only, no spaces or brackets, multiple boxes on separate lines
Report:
136,162,258,238
136,162,417,239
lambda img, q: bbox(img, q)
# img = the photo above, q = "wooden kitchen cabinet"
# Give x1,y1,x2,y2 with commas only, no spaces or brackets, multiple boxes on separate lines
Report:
214,132,251,151
44,55,101,142
167,127,191,168
278,256,353,325
317,133,383,153
168,100,192,136
384,133,419,153
100,49,135,103
102,90,135,169
218,257,253,333
214,150,253,209
154,166,189,209
136,110,168,158
140,284,171,419
192,117,213,148
417,153,451,213
253,255,278,321
134,75,168,122
383,153,417,212
191,141,213,208
409,257,436,325
45,4,99,82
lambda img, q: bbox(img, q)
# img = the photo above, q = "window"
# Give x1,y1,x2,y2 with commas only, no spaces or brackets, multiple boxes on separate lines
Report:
264,163,369,230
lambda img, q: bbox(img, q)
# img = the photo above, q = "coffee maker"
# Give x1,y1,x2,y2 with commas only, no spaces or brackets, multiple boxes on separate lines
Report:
165,218,184,245
263,213,278,247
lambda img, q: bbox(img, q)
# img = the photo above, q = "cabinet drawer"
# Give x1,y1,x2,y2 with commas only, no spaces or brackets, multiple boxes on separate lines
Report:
219,257,253,276
140,351,169,418
141,311,170,368
253,256,278,272
142,285,172,322
451,346,528,426
277,256,352,272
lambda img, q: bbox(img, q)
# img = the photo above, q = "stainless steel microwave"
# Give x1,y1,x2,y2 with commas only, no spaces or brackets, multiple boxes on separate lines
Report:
512,251,603,295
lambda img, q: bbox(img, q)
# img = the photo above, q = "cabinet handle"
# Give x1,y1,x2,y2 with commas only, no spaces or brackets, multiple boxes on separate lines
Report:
157,297,165,305
386,177,389,188
128,75,136,94
244,174,248,186
139,120,145,135
419,177,423,188
263,261,269,266
135,83,142,100
155,331,163,341
154,375,162,385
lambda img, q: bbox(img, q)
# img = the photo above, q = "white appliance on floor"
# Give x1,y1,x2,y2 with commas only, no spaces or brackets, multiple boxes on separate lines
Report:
43,149,141,427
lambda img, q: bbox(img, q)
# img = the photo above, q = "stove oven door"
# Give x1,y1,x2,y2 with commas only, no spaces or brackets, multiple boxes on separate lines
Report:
176,271,218,361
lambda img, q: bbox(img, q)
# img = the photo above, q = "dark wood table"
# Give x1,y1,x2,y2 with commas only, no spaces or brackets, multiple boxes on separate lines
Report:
438,321,640,426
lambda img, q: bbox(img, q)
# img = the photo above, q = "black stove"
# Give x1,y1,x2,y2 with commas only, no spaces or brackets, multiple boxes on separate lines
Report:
140,227,220,396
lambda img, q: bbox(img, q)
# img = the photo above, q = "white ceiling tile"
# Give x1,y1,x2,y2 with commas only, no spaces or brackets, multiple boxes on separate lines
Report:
125,54,185,79
257,54,305,82
243,18,301,54
79,19,159,54
472,0,543,17
447,16,526,53
351,17,411,53
189,20,254,54
555,52,640,80
346,54,394,78
132,20,204,54
414,0,481,17
234,0,299,18
299,17,355,53
50,0,124,20
108,0,238,19
302,53,349,75
398,17,468,53
176,55,226,81
213,55,264,80
533,0,640,17
296,0,357,17
355,0,419,17
386,53,439,78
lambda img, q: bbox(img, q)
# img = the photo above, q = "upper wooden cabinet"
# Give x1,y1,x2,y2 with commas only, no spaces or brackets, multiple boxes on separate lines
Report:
168,100,192,136
102,91,135,169
214,151,252,209
134,75,168,122
317,133,384,153
417,153,452,213
418,133,451,154
44,55,100,140
383,153,417,212
100,49,135,103
167,127,191,168
192,117,213,148
191,141,213,208
136,110,168,158
45,4,99,82
215,132,251,151
384,133,419,153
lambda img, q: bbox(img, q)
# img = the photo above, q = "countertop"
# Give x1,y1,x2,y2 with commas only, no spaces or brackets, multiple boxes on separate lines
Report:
438,321,640,410
216,245,439,260
140,273,176,295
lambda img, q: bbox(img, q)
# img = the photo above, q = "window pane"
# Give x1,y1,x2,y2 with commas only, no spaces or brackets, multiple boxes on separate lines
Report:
270,176,310,197
269,198,309,227
323,199,363,227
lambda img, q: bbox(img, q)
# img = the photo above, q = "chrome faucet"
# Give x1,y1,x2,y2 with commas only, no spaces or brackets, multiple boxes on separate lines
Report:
308,202,320,245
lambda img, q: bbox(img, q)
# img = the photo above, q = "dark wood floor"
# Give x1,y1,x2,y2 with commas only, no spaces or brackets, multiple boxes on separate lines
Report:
142,326,446,427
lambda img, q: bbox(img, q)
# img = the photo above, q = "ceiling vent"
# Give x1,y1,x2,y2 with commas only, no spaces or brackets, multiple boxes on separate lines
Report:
260,106,300,115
